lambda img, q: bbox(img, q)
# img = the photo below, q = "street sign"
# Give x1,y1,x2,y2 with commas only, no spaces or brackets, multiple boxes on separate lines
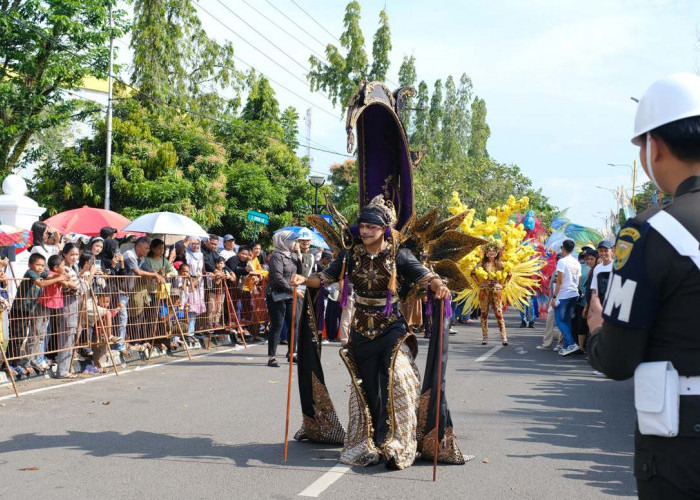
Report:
246,210,269,225
320,214,332,226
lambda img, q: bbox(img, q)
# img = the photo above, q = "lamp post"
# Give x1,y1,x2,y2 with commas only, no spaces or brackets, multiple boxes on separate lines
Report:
308,175,326,214
607,161,638,209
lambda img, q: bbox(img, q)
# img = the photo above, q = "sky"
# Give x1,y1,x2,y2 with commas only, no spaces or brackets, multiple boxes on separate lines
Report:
113,0,700,230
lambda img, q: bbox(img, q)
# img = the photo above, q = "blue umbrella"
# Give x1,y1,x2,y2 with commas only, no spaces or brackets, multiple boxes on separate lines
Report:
276,226,329,250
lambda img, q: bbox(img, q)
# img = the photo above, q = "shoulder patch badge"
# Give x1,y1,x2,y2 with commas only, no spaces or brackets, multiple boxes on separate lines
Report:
619,227,641,241
614,240,634,270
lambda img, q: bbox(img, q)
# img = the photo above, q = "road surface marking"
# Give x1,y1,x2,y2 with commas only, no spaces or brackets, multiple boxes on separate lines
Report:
0,347,240,401
298,464,352,497
475,345,502,362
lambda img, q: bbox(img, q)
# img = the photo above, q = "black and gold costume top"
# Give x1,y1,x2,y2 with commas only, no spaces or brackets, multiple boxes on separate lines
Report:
318,244,435,338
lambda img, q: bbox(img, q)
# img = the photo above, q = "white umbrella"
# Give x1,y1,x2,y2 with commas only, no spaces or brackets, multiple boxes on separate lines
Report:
122,212,209,245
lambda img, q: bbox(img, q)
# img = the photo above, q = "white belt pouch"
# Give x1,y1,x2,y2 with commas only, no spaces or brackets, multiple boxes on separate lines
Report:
634,361,680,437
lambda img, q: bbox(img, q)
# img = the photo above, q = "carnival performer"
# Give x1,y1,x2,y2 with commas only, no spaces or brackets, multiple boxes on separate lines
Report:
472,242,509,346
293,195,457,468
289,81,479,472
449,194,543,346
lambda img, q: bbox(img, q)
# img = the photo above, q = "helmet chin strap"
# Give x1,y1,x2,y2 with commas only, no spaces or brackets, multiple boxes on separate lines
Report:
646,133,662,191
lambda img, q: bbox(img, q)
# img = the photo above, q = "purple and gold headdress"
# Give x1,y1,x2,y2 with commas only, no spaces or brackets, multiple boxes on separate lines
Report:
345,81,425,231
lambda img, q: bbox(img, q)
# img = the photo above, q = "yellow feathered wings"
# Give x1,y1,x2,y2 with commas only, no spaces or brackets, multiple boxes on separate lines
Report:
449,193,544,312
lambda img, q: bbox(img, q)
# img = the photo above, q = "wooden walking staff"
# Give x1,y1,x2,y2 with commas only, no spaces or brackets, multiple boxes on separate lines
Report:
0,333,19,398
433,298,446,482
283,285,298,462
223,283,246,348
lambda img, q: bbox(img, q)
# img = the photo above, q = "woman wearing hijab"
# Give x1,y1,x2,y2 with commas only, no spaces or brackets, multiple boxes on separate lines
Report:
185,238,207,335
265,230,300,367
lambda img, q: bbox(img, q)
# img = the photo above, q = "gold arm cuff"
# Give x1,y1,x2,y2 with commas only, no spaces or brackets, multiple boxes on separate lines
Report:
315,272,337,286
417,273,438,289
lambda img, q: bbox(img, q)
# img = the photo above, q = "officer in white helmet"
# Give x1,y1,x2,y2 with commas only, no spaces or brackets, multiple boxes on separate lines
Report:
588,73,700,498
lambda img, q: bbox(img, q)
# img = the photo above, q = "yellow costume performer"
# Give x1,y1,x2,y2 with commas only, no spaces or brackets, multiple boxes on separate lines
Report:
473,242,508,345
449,194,544,345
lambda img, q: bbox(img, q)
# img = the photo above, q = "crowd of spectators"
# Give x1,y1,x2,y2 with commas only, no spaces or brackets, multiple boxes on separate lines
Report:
0,221,337,381
533,238,614,372
2,218,614,383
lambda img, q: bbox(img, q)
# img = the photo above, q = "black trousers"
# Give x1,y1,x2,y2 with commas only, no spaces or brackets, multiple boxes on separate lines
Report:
266,296,293,358
635,431,700,499
325,299,342,340
573,303,588,339
350,322,406,447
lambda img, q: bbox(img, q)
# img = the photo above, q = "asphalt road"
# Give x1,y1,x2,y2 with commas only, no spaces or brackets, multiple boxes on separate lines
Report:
0,313,637,499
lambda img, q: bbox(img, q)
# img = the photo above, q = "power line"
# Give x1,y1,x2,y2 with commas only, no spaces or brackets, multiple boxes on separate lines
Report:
214,0,310,75
63,89,107,109
268,1,399,89
194,1,308,88
238,0,327,62
289,0,341,44
194,1,340,119
2,10,352,159
108,80,352,158
264,0,328,49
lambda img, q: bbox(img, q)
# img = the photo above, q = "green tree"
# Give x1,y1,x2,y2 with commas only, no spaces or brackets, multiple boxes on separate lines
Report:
468,96,490,163
33,99,227,227
412,80,429,147
439,76,461,161
308,1,366,108
427,79,443,154
368,10,391,81
131,0,239,113
308,2,392,109
306,6,558,224
213,112,315,244
0,0,127,173
397,55,417,131
328,158,358,220
242,73,280,125
280,106,299,149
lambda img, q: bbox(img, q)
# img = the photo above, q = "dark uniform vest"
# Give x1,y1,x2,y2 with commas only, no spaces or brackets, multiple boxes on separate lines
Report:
601,175,700,375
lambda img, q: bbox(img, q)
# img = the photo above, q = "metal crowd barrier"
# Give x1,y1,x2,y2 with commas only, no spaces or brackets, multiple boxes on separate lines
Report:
1,272,268,397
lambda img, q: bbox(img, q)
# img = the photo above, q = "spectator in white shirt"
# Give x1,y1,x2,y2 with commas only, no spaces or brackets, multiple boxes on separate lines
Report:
551,239,582,356
220,234,237,262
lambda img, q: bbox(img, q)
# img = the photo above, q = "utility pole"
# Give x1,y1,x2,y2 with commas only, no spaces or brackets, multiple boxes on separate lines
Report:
104,3,114,210
305,107,313,168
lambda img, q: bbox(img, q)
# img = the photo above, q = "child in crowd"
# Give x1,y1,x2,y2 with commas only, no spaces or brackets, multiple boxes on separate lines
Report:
33,255,66,372
86,293,123,372
156,293,187,351
174,263,197,342
5,253,66,378
207,256,234,330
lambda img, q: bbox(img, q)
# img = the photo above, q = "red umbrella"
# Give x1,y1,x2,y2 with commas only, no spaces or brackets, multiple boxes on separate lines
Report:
44,206,133,237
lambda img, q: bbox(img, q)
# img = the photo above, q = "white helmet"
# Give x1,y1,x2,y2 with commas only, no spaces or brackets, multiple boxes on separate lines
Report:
296,227,313,240
632,72,700,145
